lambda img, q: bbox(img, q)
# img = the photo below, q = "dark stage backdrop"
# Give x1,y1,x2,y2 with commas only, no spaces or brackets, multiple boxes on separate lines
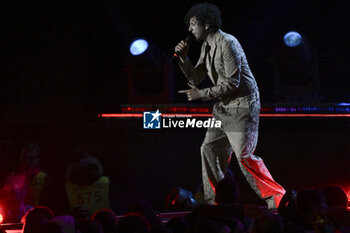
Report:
2,0,350,121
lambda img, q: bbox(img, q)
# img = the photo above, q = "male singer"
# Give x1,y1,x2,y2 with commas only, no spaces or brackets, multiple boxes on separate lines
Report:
175,3,285,208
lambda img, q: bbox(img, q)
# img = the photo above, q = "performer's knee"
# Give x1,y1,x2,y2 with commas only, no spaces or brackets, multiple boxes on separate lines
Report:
200,143,207,157
200,142,213,157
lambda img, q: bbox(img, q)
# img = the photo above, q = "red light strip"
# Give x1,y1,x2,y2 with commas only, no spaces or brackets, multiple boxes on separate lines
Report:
99,113,350,118
99,113,143,118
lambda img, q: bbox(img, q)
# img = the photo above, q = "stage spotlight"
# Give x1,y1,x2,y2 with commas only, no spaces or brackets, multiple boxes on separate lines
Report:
274,30,320,103
337,103,350,106
130,39,149,56
126,40,175,103
165,187,197,211
283,31,302,47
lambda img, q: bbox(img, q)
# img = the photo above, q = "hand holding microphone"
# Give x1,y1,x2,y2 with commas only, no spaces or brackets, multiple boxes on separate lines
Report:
174,35,192,63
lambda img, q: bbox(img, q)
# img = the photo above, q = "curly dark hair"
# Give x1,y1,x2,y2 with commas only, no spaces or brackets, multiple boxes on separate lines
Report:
184,3,222,32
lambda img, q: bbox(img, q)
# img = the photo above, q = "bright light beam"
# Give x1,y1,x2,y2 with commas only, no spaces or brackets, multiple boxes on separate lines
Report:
284,31,302,47
130,39,149,56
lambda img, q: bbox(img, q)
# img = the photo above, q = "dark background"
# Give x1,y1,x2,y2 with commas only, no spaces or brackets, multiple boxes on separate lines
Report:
1,0,350,214
2,0,350,120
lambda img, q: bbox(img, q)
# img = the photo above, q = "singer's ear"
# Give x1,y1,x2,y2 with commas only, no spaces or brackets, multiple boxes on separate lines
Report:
205,24,210,30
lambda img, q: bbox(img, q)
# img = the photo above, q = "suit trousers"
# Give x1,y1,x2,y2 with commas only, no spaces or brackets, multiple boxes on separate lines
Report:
200,92,285,208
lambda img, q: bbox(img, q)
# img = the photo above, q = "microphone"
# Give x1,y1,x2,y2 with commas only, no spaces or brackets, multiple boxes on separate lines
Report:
173,35,193,61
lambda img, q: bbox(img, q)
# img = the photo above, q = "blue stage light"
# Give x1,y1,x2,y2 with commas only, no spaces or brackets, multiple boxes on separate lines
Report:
337,103,350,106
130,39,149,56
283,31,302,47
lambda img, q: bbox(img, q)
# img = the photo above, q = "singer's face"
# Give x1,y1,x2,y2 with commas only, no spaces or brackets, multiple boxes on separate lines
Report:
188,17,208,41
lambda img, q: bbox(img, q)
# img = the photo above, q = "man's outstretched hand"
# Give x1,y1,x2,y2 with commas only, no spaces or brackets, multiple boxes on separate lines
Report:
178,83,201,101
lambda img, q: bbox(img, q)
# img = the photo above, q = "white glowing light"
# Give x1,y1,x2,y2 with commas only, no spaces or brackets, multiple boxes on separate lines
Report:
130,39,149,55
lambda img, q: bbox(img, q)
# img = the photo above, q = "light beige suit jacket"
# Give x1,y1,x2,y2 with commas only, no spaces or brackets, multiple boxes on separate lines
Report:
180,29,259,103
